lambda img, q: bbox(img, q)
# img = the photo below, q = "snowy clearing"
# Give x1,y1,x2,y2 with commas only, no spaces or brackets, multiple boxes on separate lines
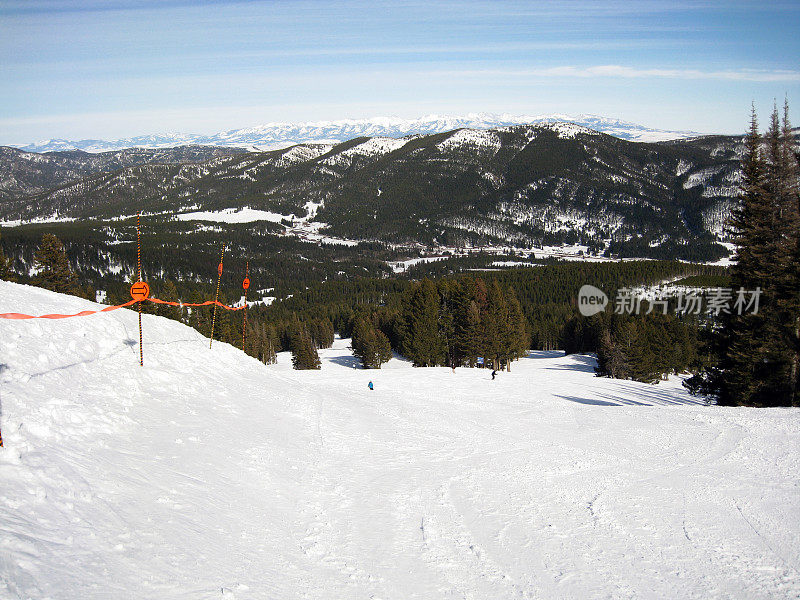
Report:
437,129,502,153
0,281,798,599
0,214,76,228
175,207,292,224
491,260,541,268
288,221,361,247
546,122,595,139
387,256,449,273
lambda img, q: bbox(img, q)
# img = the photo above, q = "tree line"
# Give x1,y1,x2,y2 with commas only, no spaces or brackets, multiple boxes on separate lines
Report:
686,102,800,406
396,277,528,370
562,307,700,384
2,229,722,376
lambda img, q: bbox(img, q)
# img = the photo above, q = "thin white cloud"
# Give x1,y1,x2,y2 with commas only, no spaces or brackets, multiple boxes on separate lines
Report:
452,65,800,82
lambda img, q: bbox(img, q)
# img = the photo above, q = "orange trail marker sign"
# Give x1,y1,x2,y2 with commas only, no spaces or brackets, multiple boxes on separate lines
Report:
130,281,150,301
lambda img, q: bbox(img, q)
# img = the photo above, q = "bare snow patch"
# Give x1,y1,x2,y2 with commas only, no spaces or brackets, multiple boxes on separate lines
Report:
547,122,595,138
0,214,76,227
683,166,726,189
437,129,501,153
275,144,333,167
387,256,449,273
175,207,292,223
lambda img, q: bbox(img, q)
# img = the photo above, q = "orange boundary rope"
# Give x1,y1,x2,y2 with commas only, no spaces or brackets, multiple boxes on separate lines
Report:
147,297,247,310
0,299,138,320
0,297,247,320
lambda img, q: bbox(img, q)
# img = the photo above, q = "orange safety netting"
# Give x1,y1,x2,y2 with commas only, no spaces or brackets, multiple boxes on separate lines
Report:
0,297,247,320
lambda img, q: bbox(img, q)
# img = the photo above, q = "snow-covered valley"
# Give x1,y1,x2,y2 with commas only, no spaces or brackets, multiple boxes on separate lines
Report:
1,281,798,599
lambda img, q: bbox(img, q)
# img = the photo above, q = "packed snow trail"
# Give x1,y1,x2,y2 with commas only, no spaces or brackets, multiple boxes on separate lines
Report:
1,281,799,599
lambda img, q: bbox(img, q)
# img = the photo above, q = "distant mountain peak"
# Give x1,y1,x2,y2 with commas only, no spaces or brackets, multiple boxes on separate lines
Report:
11,113,703,154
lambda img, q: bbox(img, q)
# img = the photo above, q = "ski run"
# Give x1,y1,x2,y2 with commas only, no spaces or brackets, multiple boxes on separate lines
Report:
0,280,798,599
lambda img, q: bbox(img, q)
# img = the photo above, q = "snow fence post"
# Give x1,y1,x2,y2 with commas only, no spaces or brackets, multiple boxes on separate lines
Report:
209,244,225,349
242,261,250,352
136,213,144,366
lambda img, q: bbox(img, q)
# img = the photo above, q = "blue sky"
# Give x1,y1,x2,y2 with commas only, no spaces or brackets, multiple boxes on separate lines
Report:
1,0,798,142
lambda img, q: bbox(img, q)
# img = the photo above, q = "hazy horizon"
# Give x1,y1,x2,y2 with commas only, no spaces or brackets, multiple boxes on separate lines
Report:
6,111,709,148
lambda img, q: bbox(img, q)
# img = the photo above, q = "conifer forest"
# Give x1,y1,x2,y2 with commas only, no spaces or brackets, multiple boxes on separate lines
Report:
3,103,800,406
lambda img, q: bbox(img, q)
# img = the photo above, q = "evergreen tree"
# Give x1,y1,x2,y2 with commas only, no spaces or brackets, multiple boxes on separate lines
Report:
596,327,628,379
775,99,800,405
399,278,446,366
33,233,81,295
352,315,392,369
688,103,800,406
156,279,181,319
483,280,508,370
454,296,482,367
372,328,392,368
452,280,482,366
504,289,529,370
0,232,15,281
288,315,320,370
351,316,371,365
631,318,669,383
310,317,335,349
255,323,278,364
464,300,483,366
718,107,772,403
473,277,490,358
666,317,696,375
438,280,458,368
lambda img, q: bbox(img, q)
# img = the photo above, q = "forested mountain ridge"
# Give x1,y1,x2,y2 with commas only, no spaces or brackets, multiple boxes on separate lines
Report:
4,123,797,259
0,145,245,203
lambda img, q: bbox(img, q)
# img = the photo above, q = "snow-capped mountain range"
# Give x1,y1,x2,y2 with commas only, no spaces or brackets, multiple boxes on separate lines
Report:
1,122,741,263
13,113,702,153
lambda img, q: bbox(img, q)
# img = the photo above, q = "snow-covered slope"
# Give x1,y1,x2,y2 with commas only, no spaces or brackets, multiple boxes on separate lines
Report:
13,113,701,153
1,281,798,599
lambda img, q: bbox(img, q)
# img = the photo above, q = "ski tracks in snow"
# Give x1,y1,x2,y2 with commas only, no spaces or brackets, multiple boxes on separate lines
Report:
2,284,799,599
418,474,529,598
